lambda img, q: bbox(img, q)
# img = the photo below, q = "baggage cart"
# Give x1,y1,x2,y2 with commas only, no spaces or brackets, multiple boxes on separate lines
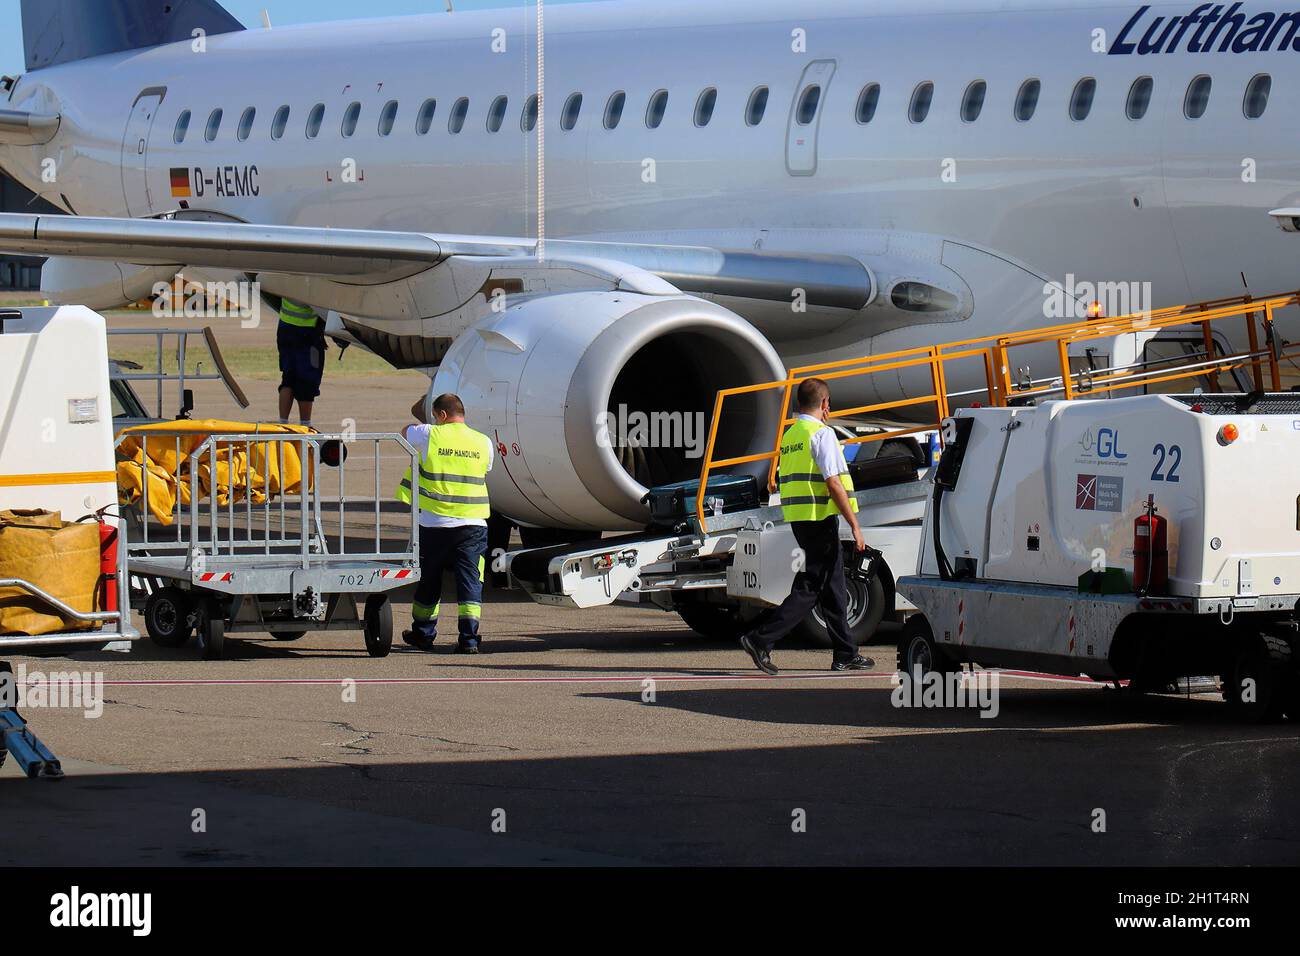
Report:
117,428,420,659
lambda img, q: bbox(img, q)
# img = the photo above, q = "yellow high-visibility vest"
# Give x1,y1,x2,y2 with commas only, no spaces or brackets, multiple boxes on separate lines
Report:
279,299,319,329
777,418,858,522
396,422,492,519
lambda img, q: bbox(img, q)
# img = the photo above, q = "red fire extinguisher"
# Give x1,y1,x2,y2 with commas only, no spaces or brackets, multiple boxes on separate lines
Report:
98,519,119,614
1133,495,1168,596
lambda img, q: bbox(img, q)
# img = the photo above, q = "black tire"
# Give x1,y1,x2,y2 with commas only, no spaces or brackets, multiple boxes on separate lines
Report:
1223,632,1291,722
677,602,749,641
144,587,194,648
364,595,393,658
272,630,309,642
896,614,955,678
198,602,226,661
795,560,887,648
878,439,924,467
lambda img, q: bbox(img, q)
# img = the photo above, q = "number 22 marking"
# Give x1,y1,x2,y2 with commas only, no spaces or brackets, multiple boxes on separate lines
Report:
1151,443,1181,483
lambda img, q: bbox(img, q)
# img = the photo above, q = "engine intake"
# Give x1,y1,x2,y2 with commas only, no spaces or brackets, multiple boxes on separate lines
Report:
433,291,784,530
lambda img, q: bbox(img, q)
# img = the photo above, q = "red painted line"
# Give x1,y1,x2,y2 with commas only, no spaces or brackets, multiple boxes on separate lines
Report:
52,669,1110,689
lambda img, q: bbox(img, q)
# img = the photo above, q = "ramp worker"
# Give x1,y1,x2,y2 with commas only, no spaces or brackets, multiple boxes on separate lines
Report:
276,297,327,427
739,377,874,675
397,393,494,654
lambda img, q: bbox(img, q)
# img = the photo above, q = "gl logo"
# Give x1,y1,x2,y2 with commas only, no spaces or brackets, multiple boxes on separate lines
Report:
1081,426,1126,459
1097,427,1127,460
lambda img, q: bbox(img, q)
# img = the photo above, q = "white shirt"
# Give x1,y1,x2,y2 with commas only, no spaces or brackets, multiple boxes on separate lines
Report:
799,413,849,482
404,423,495,529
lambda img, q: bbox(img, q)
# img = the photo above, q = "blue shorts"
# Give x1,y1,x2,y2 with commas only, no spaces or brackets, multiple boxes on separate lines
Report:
277,321,325,402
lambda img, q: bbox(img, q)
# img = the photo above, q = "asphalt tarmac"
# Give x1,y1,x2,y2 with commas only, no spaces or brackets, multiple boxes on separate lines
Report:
4,594,1299,867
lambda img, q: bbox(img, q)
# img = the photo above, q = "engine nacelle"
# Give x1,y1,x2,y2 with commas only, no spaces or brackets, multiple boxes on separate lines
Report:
40,257,180,311
433,291,784,530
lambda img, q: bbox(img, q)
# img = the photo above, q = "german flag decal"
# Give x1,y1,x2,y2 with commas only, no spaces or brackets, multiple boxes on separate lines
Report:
169,167,191,198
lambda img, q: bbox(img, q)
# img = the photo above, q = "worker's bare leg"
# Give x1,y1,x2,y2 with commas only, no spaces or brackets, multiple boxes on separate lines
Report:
278,386,294,421
298,400,314,425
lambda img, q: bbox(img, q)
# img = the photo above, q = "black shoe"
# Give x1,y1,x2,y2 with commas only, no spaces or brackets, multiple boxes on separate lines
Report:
402,630,434,652
456,639,481,655
740,635,779,676
831,655,875,672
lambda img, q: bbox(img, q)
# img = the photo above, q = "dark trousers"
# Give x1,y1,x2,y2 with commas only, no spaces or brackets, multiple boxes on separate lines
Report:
749,516,857,663
411,525,489,642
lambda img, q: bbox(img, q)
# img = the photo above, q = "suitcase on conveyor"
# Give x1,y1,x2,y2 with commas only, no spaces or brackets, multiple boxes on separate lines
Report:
848,453,920,490
643,475,761,525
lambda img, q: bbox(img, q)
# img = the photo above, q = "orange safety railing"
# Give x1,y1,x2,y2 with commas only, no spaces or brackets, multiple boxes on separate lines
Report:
695,290,1300,528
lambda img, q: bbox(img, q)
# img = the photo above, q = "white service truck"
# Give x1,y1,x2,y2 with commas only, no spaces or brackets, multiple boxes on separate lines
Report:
898,393,1300,720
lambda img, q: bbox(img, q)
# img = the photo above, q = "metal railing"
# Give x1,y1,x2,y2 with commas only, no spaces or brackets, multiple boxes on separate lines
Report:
116,430,420,573
108,327,250,421
696,290,1300,527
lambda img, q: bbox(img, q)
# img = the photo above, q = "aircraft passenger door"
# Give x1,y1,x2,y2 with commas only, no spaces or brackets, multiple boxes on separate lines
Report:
120,88,166,217
786,60,836,177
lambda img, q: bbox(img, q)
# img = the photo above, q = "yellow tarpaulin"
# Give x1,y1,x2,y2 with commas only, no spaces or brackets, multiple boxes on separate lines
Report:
116,421,316,525
0,510,101,636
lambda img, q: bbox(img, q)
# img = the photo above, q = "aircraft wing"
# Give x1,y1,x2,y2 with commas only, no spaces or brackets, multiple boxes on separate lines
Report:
0,212,873,309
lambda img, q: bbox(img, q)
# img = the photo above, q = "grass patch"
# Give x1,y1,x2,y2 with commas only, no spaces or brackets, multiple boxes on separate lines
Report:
109,344,423,380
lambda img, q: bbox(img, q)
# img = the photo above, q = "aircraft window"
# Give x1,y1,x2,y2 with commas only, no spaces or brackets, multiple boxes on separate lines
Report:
522,94,538,132
796,84,822,125
561,93,583,131
960,81,985,123
378,100,399,136
908,82,933,124
1244,73,1271,119
646,89,669,129
271,105,290,140
449,97,469,134
486,96,509,133
1184,75,1211,119
415,99,437,135
1014,78,1040,121
694,87,718,127
205,108,223,142
173,110,191,144
1126,77,1153,120
306,103,325,139
341,101,361,138
855,84,880,124
892,282,959,314
746,86,769,126
1069,77,1096,121
486,95,509,132
604,91,626,130
237,107,256,142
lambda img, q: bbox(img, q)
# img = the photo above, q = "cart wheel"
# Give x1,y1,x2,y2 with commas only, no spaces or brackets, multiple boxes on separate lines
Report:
144,587,194,648
273,630,309,642
897,614,957,680
364,595,393,658
796,552,887,648
199,603,227,661
1223,632,1291,723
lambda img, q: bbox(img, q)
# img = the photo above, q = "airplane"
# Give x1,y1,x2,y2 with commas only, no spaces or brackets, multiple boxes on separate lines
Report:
1,0,1299,533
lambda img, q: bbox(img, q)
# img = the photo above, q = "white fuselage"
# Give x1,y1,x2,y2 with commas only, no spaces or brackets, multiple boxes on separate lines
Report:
4,0,1300,371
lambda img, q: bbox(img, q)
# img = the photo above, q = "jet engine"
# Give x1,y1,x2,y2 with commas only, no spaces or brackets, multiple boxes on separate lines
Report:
433,290,785,530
